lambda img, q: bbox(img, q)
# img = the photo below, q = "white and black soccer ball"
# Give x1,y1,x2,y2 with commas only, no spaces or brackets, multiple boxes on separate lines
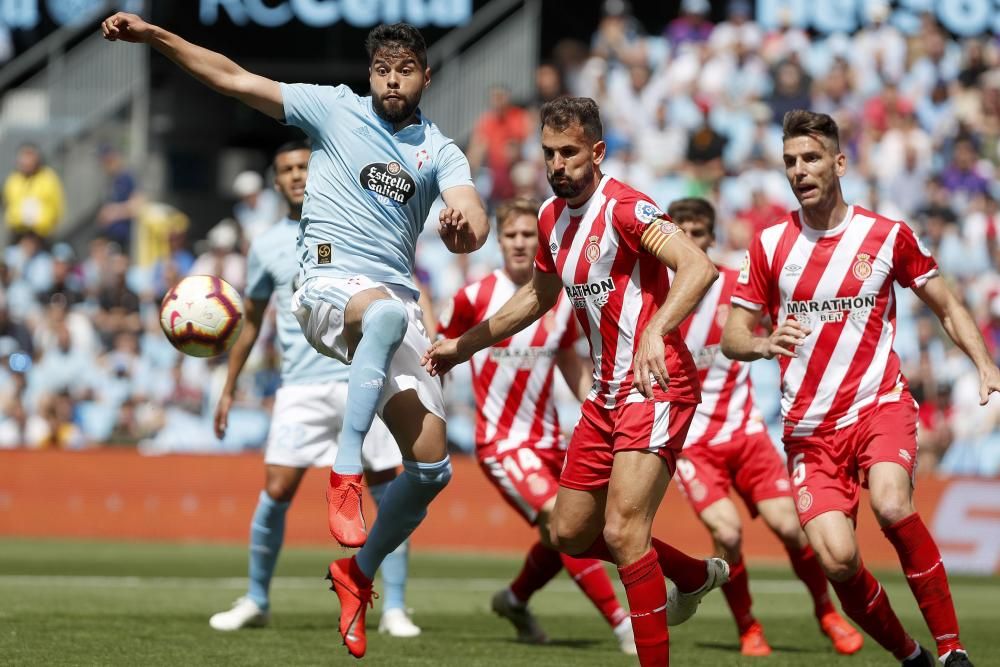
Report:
159,275,244,358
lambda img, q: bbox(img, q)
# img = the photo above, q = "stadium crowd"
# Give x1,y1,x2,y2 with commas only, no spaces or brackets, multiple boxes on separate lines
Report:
1,1,999,476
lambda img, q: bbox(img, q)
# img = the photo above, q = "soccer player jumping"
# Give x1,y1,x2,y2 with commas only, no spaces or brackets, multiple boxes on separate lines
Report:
425,97,729,667
437,197,636,654
722,109,999,667
668,197,862,657
104,14,488,659
209,141,419,638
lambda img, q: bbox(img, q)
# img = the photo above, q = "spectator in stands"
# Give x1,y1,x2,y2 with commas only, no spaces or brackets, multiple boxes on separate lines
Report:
190,220,246,292
38,243,83,307
2,143,65,239
0,292,33,360
590,0,646,70
533,63,565,107
940,135,990,204
0,381,48,449
685,97,727,186
468,85,530,204
664,0,713,48
736,187,785,237
232,170,281,244
850,2,906,95
150,227,194,299
94,253,142,346
96,144,141,252
4,231,53,296
766,58,811,123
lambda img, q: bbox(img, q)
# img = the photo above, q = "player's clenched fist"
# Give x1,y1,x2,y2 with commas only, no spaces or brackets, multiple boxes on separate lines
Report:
101,12,153,43
421,337,467,377
438,207,477,254
761,318,810,359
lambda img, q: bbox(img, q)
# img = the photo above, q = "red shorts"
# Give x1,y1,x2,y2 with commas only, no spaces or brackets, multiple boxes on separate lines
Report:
784,396,919,526
675,431,793,517
479,445,566,525
560,399,697,491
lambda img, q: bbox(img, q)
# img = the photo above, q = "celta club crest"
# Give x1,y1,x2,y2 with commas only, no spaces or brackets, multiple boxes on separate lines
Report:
585,236,601,263
852,253,873,281
415,149,429,170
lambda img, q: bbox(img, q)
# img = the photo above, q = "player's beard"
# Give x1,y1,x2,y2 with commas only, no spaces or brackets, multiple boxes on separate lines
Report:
372,91,420,124
547,163,593,200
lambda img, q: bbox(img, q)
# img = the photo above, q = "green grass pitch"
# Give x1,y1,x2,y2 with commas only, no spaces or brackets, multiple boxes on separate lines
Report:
1,538,997,665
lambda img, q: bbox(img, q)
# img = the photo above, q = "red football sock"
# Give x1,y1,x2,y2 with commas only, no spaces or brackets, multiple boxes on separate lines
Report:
651,538,708,593
720,555,755,634
785,544,836,617
618,549,669,667
561,554,628,627
882,513,962,656
509,541,564,604
830,563,915,660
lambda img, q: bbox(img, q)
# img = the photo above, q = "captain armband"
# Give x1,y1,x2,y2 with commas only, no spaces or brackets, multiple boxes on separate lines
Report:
640,219,682,256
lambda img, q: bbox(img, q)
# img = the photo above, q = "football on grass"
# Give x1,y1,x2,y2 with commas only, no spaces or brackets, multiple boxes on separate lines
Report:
159,275,244,357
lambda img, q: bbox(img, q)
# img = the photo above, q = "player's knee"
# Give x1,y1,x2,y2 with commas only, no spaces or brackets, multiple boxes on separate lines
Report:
552,518,594,555
403,456,452,495
362,299,408,347
770,517,804,548
816,541,860,582
710,523,742,555
602,512,647,556
870,493,914,527
264,480,296,503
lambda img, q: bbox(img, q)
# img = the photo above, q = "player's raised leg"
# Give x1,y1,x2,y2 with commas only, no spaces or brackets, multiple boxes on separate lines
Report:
325,288,408,547
327,390,449,658
755,497,862,655
210,465,305,631
869,461,968,664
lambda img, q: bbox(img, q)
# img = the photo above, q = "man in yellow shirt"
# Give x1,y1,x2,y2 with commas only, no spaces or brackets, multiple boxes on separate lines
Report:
3,144,65,238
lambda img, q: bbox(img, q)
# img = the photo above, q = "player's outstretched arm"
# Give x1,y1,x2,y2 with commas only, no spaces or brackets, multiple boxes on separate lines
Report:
438,185,489,253
915,275,1000,404
632,221,718,397
422,270,562,376
720,308,808,362
102,12,283,120
214,297,267,439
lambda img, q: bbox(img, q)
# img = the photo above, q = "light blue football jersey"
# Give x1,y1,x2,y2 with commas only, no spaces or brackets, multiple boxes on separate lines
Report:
280,83,473,296
246,217,348,386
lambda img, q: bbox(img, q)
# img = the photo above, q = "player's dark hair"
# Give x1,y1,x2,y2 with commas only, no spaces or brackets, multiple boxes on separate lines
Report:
782,109,840,151
667,197,716,237
365,23,428,69
273,139,311,164
540,97,603,143
495,197,540,231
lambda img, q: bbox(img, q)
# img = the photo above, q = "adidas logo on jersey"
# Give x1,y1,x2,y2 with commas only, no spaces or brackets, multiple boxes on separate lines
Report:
353,125,371,137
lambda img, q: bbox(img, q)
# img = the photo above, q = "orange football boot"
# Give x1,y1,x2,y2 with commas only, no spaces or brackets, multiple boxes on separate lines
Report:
740,621,773,657
820,610,864,655
326,557,377,659
327,470,367,547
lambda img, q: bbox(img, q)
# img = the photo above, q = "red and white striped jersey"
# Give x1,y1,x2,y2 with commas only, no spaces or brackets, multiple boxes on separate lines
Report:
438,269,577,457
732,205,938,438
534,175,699,409
677,266,765,447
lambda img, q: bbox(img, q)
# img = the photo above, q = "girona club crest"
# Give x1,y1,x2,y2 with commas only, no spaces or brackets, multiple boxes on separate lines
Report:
585,235,601,264
852,253,873,281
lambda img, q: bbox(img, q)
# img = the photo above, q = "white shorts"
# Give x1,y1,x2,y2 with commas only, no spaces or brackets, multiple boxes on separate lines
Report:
291,275,446,421
264,383,402,471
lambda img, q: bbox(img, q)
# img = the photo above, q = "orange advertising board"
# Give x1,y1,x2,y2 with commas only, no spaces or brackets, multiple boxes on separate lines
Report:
1,450,997,573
